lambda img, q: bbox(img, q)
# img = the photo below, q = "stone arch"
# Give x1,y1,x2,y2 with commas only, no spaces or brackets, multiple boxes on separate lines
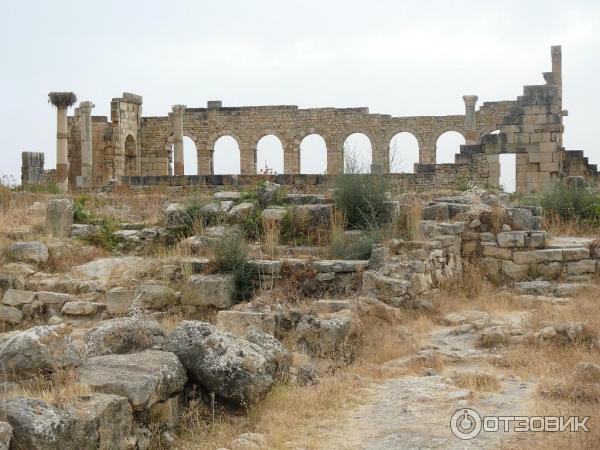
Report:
164,130,201,175
124,134,138,176
433,129,466,164
388,131,420,173
299,133,328,174
255,133,285,174
342,132,373,173
213,135,241,175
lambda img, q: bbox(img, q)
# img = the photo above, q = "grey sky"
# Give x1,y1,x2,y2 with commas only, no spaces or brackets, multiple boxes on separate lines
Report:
1,0,599,188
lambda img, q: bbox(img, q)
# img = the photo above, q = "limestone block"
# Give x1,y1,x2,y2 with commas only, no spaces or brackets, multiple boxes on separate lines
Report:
497,232,526,248
483,246,512,259
501,260,529,281
2,289,35,307
566,260,596,276
0,305,23,325
180,274,235,309
45,199,74,238
513,249,562,265
216,311,276,336
106,288,135,315
480,257,500,276
8,241,49,264
562,248,590,262
61,301,104,316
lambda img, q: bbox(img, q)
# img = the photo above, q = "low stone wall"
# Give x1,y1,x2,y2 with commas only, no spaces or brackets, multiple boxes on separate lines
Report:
463,230,600,281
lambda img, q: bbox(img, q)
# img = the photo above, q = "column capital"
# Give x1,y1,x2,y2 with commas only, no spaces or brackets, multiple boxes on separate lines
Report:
79,101,95,112
172,104,186,115
48,92,77,109
462,95,478,107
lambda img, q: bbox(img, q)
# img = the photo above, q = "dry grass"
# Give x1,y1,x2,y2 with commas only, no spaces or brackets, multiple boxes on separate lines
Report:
261,218,280,259
3,368,91,407
490,203,505,233
543,210,599,237
454,371,501,392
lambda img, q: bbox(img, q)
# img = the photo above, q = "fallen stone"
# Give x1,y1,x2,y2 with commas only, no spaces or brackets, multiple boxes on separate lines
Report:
8,241,49,264
515,281,551,296
78,350,187,411
181,274,234,309
501,260,528,281
0,325,81,378
133,283,176,310
61,301,103,316
216,311,277,336
2,289,35,307
228,202,256,220
164,321,277,405
295,310,362,360
106,287,135,315
84,317,166,357
0,306,22,325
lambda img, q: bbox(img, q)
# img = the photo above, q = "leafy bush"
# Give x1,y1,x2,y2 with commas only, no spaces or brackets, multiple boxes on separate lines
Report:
540,181,600,228
241,208,263,241
81,218,122,251
208,230,255,302
328,231,377,260
241,181,285,208
280,208,310,245
73,197,92,223
333,173,390,230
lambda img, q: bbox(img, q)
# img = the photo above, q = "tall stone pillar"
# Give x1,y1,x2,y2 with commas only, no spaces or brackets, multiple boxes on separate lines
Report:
551,45,562,99
78,101,94,187
171,105,186,176
48,92,77,193
462,95,479,145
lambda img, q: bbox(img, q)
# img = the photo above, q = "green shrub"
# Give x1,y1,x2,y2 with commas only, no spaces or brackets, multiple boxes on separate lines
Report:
73,197,92,224
209,230,255,302
333,173,390,230
81,218,122,251
328,230,378,260
540,181,600,227
240,208,263,241
280,207,310,245
241,181,285,208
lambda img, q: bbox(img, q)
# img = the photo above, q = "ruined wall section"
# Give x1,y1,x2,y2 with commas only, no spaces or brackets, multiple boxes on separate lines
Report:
138,104,478,176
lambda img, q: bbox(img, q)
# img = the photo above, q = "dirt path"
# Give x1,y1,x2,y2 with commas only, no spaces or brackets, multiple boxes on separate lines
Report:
322,311,535,449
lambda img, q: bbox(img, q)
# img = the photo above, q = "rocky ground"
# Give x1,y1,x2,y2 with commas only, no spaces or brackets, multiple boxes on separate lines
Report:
0,184,598,449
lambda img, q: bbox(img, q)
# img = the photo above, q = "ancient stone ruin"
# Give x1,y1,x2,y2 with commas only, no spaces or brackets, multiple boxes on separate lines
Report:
26,46,598,194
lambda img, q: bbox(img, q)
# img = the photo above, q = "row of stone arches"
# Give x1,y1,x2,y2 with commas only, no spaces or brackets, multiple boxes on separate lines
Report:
169,130,469,175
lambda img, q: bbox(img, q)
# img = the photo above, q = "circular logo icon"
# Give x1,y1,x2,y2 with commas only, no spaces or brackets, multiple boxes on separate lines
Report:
450,408,482,440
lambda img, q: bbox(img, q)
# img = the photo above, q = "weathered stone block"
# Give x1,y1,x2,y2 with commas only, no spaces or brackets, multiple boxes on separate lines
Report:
216,311,276,336
566,260,596,275
501,260,529,281
45,199,74,238
497,232,526,248
562,248,590,262
106,288,134,315
2,289,35,307
180,274,234,309
513,249,562,265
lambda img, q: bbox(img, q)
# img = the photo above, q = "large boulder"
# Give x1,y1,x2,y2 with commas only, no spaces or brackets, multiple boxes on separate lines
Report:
84,317,166,357
228,202,256,221
245,329,291,382
8,241,49,264
163,321,278,405
181,274,234,309
77,350,187,411
0,325,81,379
504,207,537,231
0,394,132,450
133,282,176,310
45,198,74,238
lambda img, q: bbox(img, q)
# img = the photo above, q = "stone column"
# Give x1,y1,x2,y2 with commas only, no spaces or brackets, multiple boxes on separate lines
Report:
171,105,186,176
551,45,562,99
462,95,479,145
49,92,77,193
78,101,94,187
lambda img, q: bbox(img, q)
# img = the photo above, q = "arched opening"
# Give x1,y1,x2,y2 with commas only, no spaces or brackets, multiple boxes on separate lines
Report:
389,132,420,173
343,133,372,174
300,134,327,174
124,134,137,176
183,136,197,175
256,135,284,174
435,131,465,164
213,136,241,175
500,154,516,193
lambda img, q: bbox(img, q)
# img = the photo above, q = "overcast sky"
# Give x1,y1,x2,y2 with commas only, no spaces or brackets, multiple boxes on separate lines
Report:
1,0,599,190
